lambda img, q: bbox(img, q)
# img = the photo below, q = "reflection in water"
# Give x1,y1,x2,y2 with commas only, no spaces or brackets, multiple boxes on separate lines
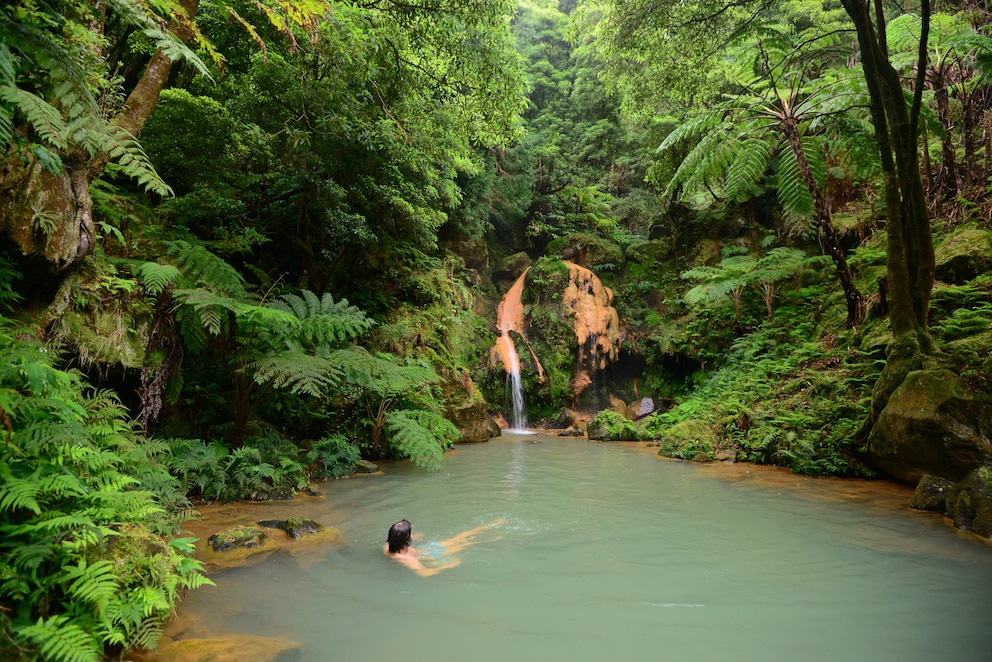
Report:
161,435,992,662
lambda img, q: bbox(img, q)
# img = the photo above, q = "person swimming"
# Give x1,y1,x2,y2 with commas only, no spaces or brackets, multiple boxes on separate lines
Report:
384,518,503,577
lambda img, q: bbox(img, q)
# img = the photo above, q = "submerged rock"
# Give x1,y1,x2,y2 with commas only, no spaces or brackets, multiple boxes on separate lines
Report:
909,474,955,512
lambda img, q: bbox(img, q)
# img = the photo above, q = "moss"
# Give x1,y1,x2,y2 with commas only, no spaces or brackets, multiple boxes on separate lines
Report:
587,409,638,441
653,419,718,461
546,232,623,269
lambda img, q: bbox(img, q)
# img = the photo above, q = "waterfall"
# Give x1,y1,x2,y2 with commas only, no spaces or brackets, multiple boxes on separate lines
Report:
494,268,530,430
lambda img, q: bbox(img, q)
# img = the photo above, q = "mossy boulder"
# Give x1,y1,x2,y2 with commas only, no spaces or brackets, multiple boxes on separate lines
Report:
494,251,532,281
867,369,992,484
934,225,992,285
587,409,638,441
207,525,269,552
908,474,956,511
546,232,623,269
654,419,719,462
945,465,992,538
444,374,495,442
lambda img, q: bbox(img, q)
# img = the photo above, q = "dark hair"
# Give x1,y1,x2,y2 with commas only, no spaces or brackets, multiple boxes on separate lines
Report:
387,519,412,553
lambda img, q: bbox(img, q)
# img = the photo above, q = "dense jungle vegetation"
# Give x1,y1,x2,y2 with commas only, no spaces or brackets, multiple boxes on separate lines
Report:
2,0,992,658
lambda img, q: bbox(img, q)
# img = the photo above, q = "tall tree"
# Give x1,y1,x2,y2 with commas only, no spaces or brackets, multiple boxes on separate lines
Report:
839,0,937,426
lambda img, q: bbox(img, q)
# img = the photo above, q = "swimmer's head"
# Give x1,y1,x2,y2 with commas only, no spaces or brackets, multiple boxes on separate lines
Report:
387,519,412,553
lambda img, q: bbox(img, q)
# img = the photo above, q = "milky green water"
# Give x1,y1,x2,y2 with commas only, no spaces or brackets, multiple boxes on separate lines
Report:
169,434,992,662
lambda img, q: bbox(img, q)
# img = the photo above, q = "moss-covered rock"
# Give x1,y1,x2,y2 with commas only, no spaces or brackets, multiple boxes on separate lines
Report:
654,419,719,462
587,409,638,441
908,474,956,511
867,369,992,483
945,465,992,538
207,525,268,552
546,232,623,269
934,225,992,285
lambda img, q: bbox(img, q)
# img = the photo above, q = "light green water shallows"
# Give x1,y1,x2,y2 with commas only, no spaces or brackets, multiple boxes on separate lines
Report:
172,434,992,662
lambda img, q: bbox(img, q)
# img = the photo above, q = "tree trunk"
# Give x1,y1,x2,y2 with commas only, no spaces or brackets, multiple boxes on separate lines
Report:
841,0,937,431
0,0,200,266
930,68,957,198
780,116,866,328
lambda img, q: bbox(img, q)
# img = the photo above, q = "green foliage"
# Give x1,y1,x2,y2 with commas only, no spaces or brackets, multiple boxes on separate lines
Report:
587,409,638,441
384,410,458,472
306,434,361,480
0,319,210,660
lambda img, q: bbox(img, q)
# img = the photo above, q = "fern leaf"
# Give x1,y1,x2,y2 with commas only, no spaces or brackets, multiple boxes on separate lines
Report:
0,85,68,149
658,107,728,154
250,351,342,396
0,467,42,514
384,409,453,472
166,241,247,298
63,559,119,606
724,137,772,202
776,147,814,218
17,615,101,662
133,261,179,296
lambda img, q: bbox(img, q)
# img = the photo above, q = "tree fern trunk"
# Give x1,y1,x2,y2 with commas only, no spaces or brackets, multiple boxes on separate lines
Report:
780,116,865,328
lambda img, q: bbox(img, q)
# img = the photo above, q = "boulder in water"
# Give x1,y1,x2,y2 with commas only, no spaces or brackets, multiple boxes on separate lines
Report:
909,474,956,511
866,369,992,484
945,465,992,538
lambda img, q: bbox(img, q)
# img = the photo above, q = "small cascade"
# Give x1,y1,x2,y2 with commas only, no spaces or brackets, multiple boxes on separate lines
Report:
492,268,543,430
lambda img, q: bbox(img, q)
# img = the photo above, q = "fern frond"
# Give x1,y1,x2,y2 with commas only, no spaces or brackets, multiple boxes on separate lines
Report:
0,85,68,149
250,350,342,396
724,137,773,202
776,147,814,219
16,614,101,662
62,559,119,607
384,409,454,471
0,467,42,514
658,107,728,154
165,241,248,298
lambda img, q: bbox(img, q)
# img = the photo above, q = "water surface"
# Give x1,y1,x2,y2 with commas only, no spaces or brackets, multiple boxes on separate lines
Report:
166,434,992,662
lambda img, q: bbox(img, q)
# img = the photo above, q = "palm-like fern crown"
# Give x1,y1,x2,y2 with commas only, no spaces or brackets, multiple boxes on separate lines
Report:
656,18,879,223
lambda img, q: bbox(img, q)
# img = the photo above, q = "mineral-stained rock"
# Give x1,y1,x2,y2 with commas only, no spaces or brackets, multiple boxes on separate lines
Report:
866,369,992,483
908,474,956,511
945,465,992,538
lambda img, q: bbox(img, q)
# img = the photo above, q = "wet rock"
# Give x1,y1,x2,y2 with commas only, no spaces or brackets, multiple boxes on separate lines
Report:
486,416,502,438
608,393,629,419
945,465,992,538
559,427,585,437
655,419,718,462
714,449,737,463
867,369,992,483
555,407,579,429
909,474,955,511
494,251,532,281
354,459,379,474
303,483,322,497
284,517,325,540
207,525,268,552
